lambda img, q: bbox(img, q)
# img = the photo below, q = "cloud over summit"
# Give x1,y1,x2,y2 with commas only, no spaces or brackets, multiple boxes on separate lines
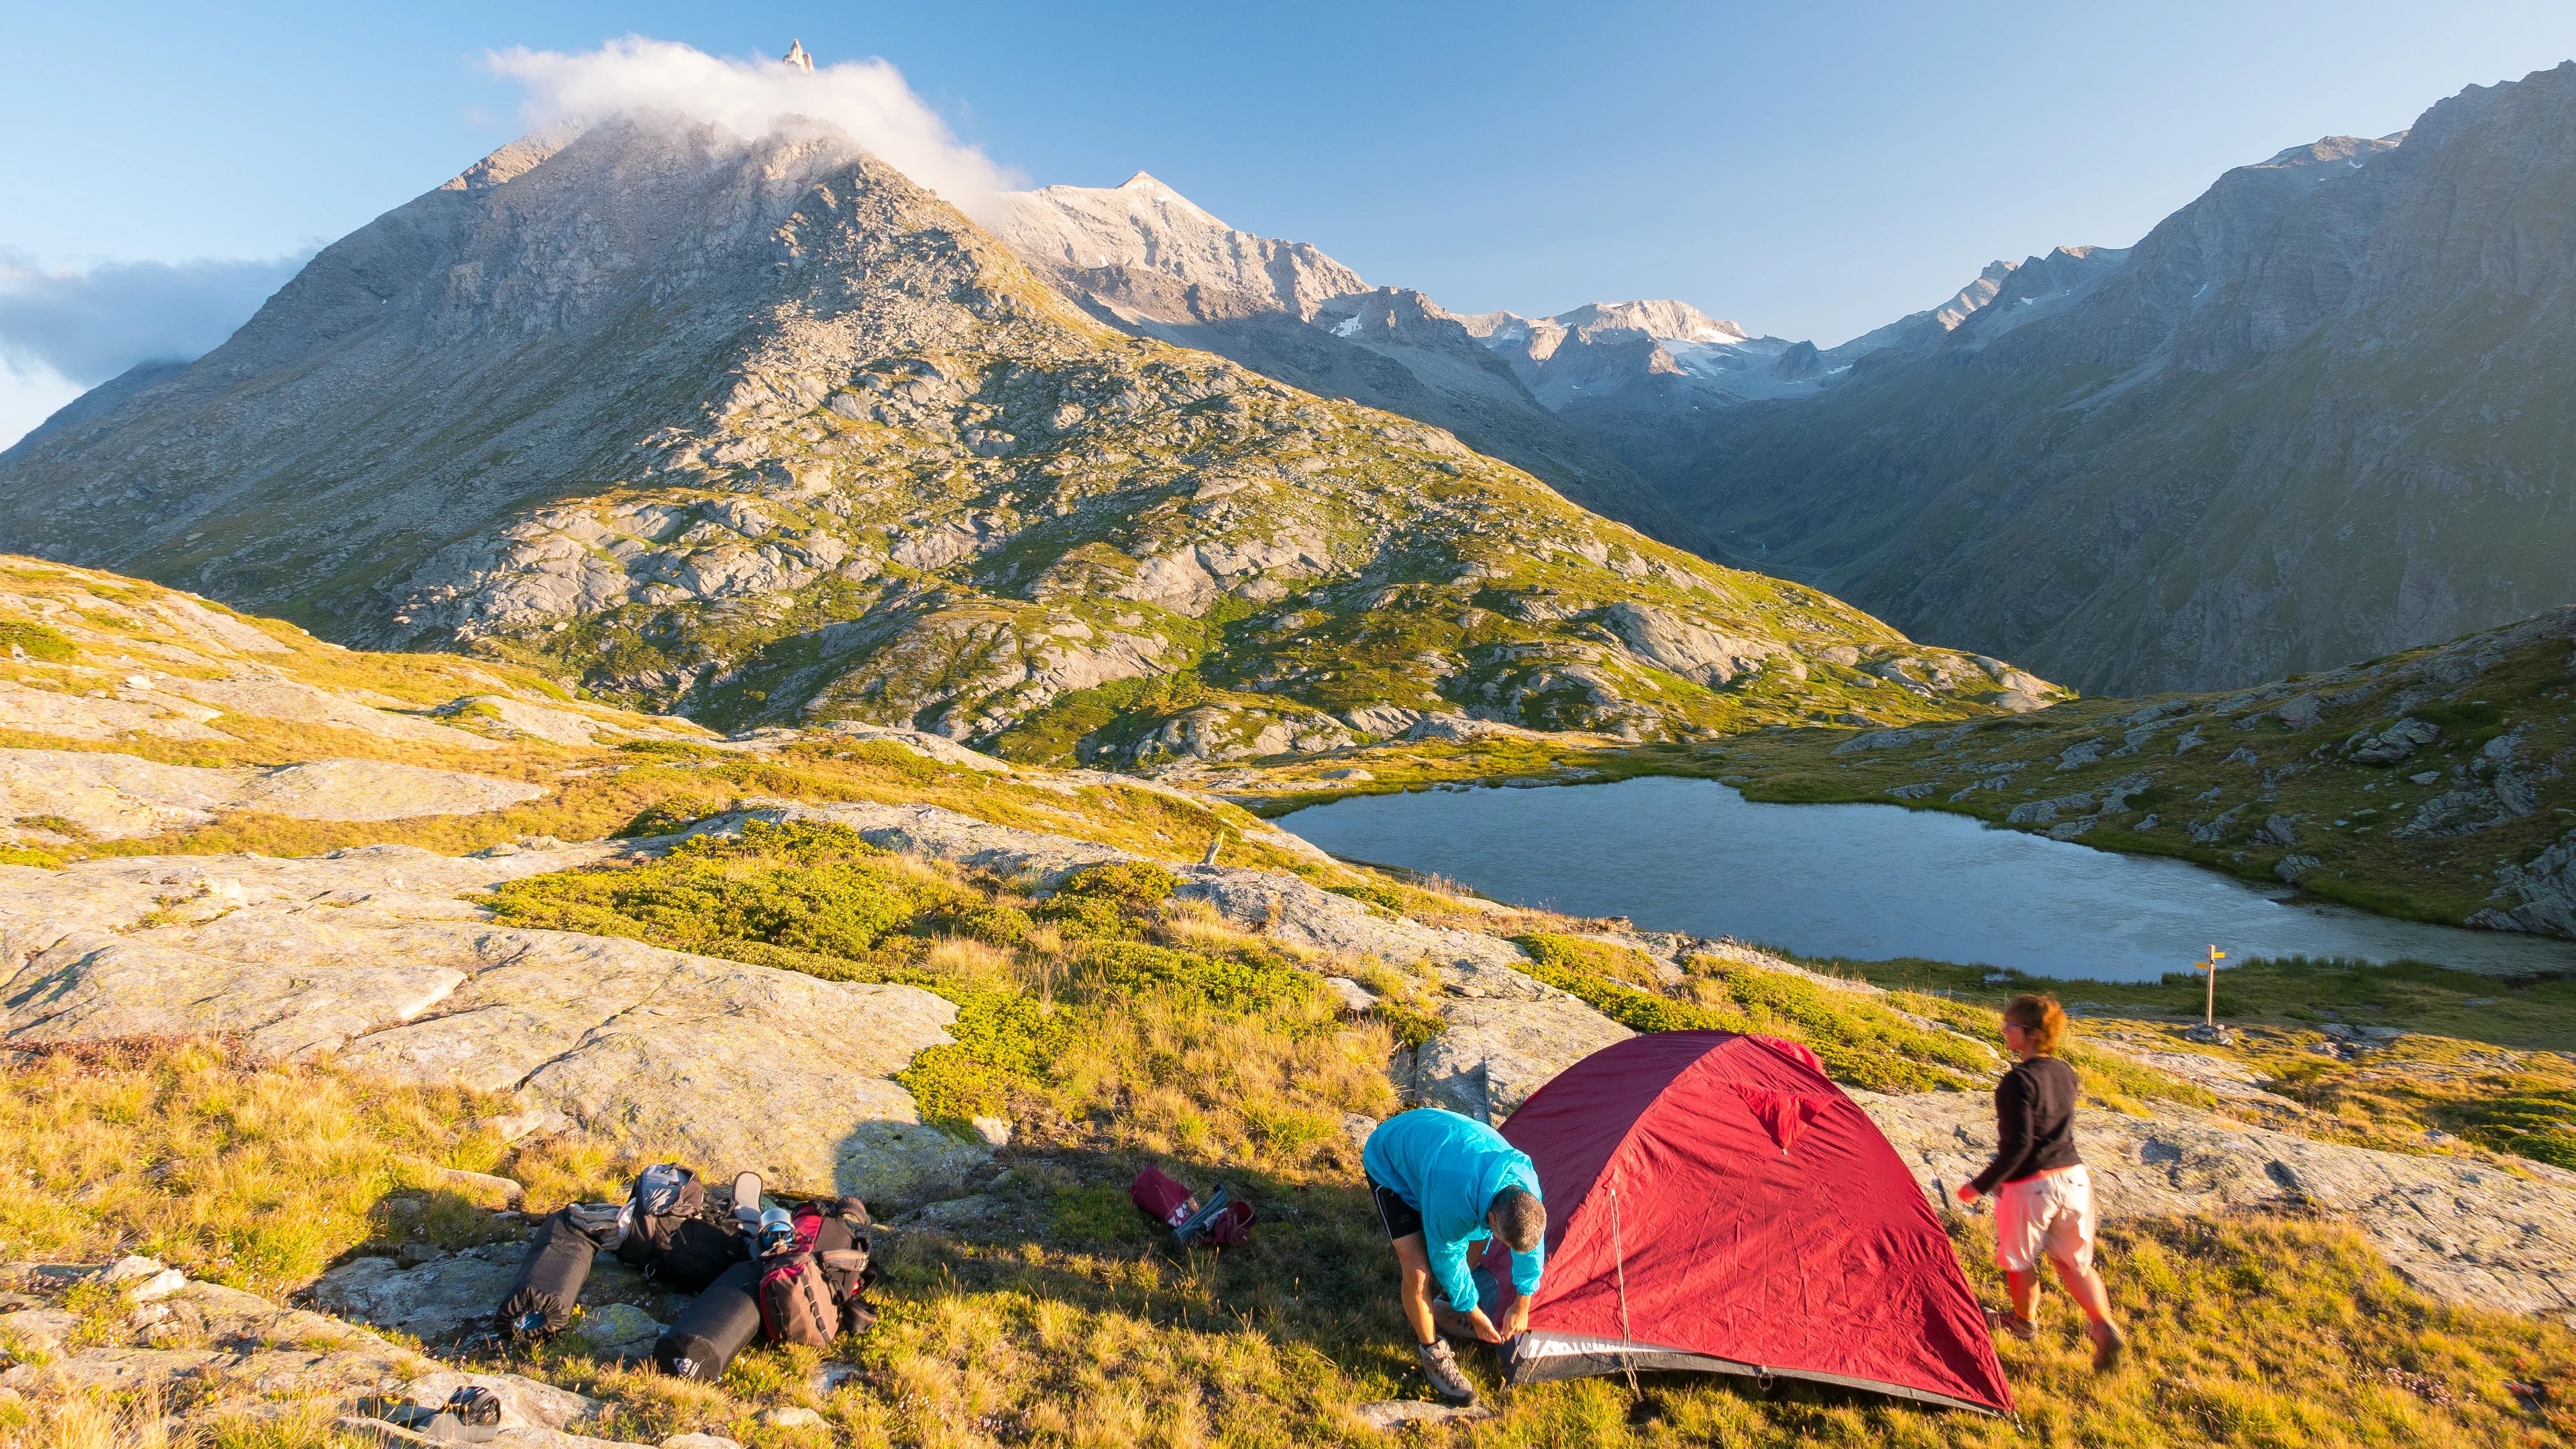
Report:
486,36,1020,221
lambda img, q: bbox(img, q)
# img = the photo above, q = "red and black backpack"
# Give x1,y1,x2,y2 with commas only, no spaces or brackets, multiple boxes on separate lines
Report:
755,1198,878,1347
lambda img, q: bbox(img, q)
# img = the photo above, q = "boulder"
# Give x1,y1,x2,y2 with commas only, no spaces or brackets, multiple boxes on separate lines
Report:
1599,602,1780,687
2471,828,2576,937
439,695,630,747
308,1253,524,1342
1408,994,1633,1124
1355,1400,1496,1430
716,799,1591,1049
2347,716,2440,765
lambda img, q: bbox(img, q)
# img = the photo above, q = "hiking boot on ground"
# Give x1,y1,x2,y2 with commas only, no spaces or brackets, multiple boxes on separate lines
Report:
1983,1307,2036,1342
2089,1319,2128,1372
1417,1338,1479,1406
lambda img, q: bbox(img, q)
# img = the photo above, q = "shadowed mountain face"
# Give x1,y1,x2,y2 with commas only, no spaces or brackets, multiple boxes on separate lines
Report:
0,117,2053,764
1653,64,2576,696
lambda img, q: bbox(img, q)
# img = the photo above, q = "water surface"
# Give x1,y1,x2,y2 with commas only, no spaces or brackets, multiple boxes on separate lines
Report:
1278,777,2576,981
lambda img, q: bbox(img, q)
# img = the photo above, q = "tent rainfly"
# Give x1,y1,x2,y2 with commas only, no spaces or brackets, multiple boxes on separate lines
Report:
1479,1030,2014,1415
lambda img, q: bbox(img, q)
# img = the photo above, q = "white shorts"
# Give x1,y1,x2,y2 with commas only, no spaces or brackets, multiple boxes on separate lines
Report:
1994,1165,2096,1276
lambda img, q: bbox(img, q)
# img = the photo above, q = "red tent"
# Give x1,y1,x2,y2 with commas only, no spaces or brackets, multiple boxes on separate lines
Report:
1483,1030,2012,1414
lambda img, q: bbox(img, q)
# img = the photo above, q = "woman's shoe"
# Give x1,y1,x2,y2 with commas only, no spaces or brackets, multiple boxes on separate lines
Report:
1982,1307,2036,1342
2089,1319,2128,1372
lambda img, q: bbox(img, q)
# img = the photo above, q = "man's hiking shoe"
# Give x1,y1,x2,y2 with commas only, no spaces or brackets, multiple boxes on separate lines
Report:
1983,1307,2036,1342
2089,1320,2127,1372
1417,1339,1479,1406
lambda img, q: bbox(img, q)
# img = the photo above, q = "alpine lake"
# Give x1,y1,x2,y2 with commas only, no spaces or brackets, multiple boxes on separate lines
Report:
1277,775,2576,982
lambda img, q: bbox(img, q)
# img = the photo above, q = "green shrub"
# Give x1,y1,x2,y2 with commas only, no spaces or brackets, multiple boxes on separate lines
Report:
0,621,75,662
614,796,732,837
1327,881,1408,916
1077,941,1319,1018
1691,959,1987,1092
486,820,969,959
1514,932,1665,988
1034,893,1134,940
926,900,1038,946
1057,860,1181,908
898,991,1070,1122
1372,998,1446,1047
2452,1080,2576,1170
1513,934,1982,1093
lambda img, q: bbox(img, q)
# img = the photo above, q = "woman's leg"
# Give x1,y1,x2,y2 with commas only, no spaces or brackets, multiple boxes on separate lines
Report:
2005,1267,2043,1322
2049,1252,2113,1326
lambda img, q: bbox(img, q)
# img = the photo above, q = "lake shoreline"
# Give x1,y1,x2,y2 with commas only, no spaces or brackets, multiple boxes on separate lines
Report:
1273,774,2576,983
1192,727,2571,942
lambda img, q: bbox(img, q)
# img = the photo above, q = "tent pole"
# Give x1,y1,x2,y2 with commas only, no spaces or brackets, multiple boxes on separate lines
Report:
1610,1187,1641,1399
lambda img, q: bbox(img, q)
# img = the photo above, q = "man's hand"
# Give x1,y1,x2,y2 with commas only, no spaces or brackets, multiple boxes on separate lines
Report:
1498,1293,1531,1340
1954,1182,1981,1205
1466,1308,1505,1344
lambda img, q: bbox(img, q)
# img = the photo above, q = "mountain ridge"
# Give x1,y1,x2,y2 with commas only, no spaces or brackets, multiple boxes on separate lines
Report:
0,115,2061,770
1650,66,2576,694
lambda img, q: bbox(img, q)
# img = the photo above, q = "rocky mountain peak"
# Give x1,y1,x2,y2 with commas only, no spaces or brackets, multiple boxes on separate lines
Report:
1552,299,1748,344
993,172,1366,321
784,39,815,72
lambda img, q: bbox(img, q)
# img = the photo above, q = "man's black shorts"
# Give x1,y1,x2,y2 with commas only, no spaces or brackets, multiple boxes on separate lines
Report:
1368,1175,1424,1241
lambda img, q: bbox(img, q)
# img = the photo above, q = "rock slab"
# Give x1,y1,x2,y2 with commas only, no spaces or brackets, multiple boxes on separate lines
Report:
0,843,983,1196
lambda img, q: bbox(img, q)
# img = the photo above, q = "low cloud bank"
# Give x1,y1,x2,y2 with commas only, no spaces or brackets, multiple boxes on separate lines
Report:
0,250,309,386
487,36,1020,221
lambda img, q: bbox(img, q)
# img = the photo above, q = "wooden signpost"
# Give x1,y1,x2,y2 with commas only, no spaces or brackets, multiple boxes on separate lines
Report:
2193,944,2228,1040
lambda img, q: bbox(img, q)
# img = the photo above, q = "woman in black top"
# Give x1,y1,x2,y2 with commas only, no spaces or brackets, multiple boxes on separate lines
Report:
1955,994,2127,1371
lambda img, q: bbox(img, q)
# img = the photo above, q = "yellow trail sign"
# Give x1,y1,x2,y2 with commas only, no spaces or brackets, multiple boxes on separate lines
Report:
2196,945,2227,1028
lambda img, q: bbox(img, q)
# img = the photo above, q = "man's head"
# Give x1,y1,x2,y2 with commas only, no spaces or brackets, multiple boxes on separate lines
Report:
1489,1187,1546,1254
2001,993,2068,1056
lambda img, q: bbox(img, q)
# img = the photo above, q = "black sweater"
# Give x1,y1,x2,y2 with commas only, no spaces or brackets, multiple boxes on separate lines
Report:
1969,1057,2082,1194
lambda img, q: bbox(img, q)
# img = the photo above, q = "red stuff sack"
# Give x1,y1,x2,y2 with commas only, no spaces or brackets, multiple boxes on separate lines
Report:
1130,1167,1198,1228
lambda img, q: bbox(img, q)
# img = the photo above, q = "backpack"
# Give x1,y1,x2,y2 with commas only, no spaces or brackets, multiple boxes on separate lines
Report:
610,1164,745,1293
756,1199,877,1347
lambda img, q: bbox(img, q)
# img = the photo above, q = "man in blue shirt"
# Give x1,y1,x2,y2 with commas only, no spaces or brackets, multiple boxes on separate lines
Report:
1361,1108,1547,1407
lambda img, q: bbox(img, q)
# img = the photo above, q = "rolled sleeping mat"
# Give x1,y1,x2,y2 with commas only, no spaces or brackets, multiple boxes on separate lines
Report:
654,1259,763,1381
498,1208,598,1341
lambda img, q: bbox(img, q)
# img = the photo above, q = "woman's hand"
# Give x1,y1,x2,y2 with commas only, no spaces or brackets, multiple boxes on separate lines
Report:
1954,1182,1981,1205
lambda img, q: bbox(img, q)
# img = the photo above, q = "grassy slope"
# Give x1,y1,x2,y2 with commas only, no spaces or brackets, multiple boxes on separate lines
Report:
0,558,1308,877
9,824,2575,1446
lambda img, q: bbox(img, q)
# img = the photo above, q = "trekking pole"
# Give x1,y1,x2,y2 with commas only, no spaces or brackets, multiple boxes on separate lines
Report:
1609,1186,1641,1400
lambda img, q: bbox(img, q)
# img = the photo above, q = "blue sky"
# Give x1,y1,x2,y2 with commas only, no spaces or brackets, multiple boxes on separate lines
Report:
4,1,2574,443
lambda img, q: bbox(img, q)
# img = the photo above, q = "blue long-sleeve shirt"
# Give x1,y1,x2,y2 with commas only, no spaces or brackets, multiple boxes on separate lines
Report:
1362,1108,1544,1309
